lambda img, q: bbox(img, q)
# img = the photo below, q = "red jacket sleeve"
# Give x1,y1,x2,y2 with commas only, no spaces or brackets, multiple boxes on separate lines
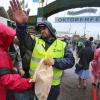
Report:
0,49,34,92
0,74,34,92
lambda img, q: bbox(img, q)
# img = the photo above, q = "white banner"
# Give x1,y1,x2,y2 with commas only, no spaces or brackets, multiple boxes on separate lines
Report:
55,16,100,23
67,8,97,15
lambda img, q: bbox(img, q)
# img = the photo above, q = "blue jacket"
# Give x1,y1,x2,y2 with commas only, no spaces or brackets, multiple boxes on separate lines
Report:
16,24,75,70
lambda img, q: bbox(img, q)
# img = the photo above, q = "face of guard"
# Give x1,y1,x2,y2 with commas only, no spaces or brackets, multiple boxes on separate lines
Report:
39,26,52,39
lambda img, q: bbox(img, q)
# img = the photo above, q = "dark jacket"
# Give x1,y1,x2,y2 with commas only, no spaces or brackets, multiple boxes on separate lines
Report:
78,41,94,70
16,24,75,70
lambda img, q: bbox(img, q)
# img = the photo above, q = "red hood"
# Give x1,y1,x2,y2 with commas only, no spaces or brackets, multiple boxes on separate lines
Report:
93,48,100,60
0,23,16,50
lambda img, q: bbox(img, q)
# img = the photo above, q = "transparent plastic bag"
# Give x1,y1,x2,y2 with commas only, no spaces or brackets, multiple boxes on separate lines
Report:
32,59,53,100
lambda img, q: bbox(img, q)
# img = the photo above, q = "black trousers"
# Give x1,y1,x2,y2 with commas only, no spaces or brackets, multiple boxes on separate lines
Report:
35,85,60,100
47,85,60,100
14,89,34,100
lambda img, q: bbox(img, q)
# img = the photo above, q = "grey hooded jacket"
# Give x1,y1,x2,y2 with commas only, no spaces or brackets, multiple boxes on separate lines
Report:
36,21,56,37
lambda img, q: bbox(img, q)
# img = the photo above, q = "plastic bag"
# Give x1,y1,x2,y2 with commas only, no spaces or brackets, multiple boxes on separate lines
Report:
32,59,53,100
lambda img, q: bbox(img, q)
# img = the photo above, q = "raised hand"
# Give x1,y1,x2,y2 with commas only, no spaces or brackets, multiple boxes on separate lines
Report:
9,0,30,24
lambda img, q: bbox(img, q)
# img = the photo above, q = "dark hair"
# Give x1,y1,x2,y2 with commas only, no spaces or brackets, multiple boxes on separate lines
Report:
89,37,93,41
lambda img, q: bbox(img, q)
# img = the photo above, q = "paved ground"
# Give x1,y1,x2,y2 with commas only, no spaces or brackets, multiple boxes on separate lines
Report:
58,50,100,100
58,67,100,100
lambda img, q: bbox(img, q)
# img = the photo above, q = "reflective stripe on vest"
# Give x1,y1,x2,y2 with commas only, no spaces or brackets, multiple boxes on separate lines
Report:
30,38,66,86
30,69,61,81
31,57,41,62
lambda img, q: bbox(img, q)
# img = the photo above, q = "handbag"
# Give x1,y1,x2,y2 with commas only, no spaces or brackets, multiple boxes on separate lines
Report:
75,63,83,73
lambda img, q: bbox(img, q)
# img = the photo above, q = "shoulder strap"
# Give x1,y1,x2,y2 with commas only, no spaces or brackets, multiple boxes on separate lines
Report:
0,68,12,76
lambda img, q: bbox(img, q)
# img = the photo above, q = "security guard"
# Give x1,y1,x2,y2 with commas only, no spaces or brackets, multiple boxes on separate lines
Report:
17,21,75,100
9,1,75,99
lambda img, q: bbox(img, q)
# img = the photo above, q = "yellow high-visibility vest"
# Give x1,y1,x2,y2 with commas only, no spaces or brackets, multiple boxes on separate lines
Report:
30,37,66,86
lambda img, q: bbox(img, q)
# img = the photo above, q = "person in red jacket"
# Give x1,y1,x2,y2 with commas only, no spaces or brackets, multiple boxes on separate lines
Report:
0,23,34,100
91,48,100,87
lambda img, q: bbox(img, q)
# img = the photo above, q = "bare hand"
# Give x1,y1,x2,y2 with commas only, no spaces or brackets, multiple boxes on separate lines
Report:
29,79,34,83
13,67,18,72
19,69,25,76
9,0,30,24
43,58,55,66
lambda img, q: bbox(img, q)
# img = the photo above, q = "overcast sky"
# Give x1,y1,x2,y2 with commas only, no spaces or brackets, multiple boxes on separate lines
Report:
0,0,100,39
0,0,55,15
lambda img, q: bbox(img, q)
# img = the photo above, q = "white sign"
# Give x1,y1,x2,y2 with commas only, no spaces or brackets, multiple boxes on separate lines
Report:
55,16,100,23
67,8,97,15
